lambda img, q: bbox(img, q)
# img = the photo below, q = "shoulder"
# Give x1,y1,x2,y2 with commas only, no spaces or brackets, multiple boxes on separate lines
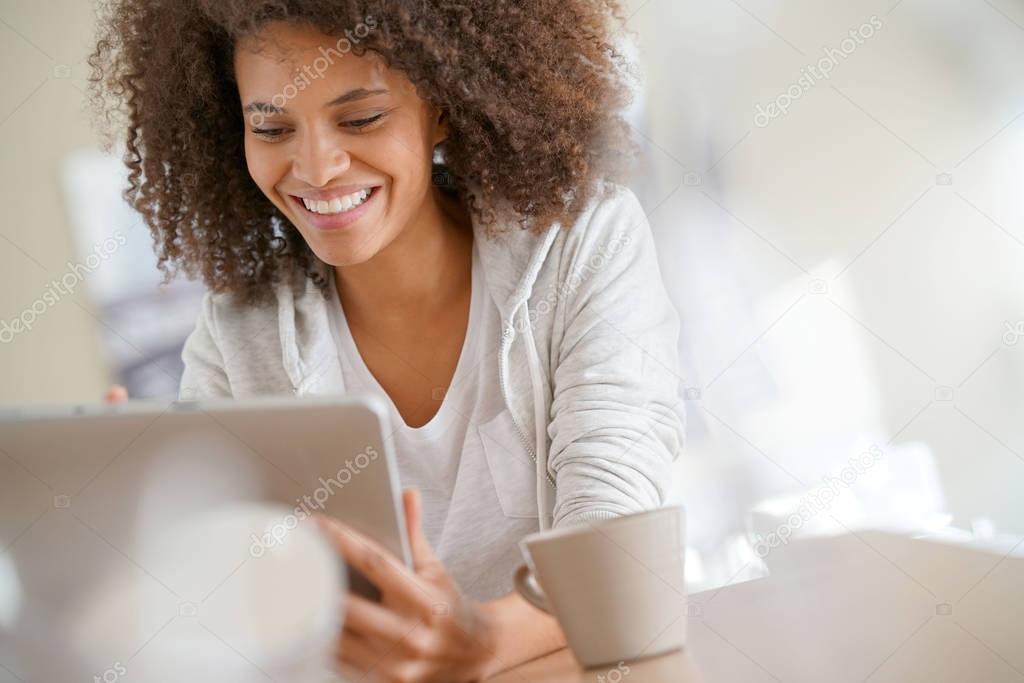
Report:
473,182,654,305
194,263,322,348
474,181,646,273
199,287,276,339
544,182,653,291
182,265,328,398
559,182,649,257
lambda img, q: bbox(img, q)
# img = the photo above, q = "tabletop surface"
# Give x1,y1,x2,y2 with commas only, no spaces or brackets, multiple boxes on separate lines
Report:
490,531,1024,683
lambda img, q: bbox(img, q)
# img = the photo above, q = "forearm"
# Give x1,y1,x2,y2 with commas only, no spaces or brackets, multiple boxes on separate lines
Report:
478,591,566,678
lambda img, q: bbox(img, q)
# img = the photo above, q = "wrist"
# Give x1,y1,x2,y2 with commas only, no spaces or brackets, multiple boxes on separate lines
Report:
475,592,566,679
475,598,506,679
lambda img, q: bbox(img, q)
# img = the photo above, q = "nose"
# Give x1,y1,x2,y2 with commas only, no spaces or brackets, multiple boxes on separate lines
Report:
292,128,351,188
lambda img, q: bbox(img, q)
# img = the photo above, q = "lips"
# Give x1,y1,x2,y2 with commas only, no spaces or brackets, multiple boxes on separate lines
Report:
287,186,380,231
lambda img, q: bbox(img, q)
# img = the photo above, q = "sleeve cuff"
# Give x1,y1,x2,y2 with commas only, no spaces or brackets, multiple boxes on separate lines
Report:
553,508,622,529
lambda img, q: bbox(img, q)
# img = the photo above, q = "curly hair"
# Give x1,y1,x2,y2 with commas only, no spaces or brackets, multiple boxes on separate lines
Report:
88,0,636,303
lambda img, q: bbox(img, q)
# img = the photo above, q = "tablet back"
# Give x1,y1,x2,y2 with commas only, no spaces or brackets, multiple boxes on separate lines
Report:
0,395,410,680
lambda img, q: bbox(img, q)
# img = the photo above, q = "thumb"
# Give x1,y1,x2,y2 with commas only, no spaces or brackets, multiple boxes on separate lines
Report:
402,488,437,570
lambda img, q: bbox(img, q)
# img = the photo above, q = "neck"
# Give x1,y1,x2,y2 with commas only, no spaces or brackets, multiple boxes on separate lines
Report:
334,188,472,318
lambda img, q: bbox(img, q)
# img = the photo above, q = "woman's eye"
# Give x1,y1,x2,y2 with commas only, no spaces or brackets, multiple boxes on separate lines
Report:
344,113,385,130
249,114,385,140
252,128,288,139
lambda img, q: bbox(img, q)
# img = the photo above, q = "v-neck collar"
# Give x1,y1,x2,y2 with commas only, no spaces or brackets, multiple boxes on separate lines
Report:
326,244,484,440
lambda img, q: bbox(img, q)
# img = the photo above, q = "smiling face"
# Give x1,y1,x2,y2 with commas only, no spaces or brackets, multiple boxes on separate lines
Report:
234,22,448,266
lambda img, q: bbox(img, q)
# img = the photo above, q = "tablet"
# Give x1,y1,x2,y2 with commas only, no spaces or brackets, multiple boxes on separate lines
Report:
0,395,411,598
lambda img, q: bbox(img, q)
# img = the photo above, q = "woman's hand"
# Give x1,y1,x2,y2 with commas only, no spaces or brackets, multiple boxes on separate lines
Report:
317,489,500,682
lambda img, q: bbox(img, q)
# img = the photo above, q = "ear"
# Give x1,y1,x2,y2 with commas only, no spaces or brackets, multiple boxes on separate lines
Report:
431,108,449,147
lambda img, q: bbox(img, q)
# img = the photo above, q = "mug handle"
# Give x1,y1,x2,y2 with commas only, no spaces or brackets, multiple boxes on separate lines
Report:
514,564,553,614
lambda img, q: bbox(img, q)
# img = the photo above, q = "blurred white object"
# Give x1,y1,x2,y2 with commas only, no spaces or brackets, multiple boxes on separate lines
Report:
59,148,204,398
113,504,342,682
749,440,947,558
5,502,342,683
0,553,20,631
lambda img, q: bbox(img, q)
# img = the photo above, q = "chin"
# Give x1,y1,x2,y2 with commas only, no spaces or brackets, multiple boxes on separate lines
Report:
306,231,389,268
315,250,376,268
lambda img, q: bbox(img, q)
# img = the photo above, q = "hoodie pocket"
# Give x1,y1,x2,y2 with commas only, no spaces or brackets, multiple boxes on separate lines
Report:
478,410,538,519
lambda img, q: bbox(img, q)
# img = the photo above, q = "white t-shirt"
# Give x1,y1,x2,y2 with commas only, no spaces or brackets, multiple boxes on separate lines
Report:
326,244,541,602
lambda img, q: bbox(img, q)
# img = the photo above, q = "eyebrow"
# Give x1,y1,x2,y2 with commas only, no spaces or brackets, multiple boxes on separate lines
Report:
244,88,389,115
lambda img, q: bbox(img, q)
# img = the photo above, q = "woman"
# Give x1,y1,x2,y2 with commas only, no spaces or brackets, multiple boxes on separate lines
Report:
90,1,684,680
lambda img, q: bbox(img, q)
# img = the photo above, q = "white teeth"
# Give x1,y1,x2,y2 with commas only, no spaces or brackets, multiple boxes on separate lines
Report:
301,188,373,215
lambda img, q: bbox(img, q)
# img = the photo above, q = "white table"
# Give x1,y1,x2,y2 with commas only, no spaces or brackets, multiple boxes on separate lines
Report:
491,531,1024,682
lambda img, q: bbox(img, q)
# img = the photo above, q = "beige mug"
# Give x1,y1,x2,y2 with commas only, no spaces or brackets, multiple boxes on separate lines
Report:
514,506,687,668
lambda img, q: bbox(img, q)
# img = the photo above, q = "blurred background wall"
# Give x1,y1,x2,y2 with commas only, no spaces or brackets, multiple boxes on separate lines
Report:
0,1,204,406
0,0,111,404
1,0,1022,587
617,0,1024,585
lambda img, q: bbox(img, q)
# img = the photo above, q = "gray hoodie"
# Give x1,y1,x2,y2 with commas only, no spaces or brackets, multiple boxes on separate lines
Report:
179,184,684,530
